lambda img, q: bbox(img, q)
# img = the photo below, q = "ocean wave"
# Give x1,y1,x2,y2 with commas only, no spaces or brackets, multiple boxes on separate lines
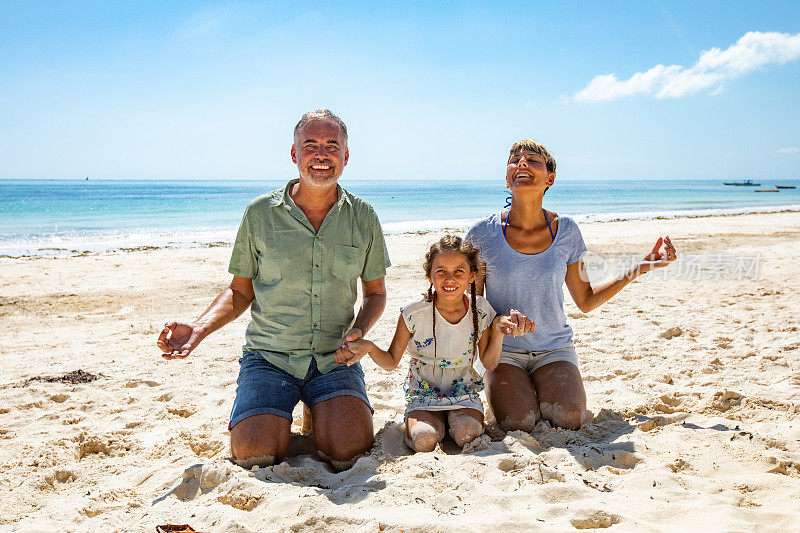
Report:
3,204,800,257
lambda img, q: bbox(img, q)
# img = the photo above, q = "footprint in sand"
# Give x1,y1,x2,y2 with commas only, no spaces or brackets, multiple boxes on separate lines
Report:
570,510,621,529
217,489,262,511
654,394,684,414
75,431,131,459
124,379,161,388
660,326,683,339
173,462,237,500
637,412,689,432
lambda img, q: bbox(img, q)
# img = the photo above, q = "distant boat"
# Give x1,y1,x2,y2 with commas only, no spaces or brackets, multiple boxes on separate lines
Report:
776,185,796,189
723,179,760,186
754,189,779,192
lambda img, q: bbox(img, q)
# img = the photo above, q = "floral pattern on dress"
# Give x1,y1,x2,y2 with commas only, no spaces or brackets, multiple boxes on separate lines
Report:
400,295,496,413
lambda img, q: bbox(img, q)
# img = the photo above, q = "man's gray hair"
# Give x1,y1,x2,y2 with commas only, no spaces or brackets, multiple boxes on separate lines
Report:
293,109,348,145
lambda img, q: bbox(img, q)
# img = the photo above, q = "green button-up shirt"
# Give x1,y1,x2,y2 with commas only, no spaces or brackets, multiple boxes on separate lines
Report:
228,180,391,379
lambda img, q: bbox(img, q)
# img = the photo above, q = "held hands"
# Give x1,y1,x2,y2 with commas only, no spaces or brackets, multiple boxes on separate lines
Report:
334,328,370,367
494,309,535,336
157,322,206,359
638,236,677,274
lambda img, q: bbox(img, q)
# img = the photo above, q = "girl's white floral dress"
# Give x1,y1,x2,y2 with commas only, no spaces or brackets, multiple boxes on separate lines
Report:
401,295,496,414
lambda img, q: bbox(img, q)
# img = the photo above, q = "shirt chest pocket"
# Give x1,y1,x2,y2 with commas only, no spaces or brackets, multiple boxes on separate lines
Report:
256,249,282,286
332,244,362,280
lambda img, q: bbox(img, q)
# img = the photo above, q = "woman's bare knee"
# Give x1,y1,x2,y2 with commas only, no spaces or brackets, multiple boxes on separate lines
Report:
540,401,584,430
498,408,540,432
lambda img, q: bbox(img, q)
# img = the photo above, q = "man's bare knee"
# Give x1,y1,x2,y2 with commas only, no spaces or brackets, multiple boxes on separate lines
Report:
318,431,373,464
229,414,290,463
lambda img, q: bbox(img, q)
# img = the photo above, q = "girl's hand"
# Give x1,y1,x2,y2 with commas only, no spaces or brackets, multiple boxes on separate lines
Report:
494,310,534,336
638,236,677,273
343,338,375,366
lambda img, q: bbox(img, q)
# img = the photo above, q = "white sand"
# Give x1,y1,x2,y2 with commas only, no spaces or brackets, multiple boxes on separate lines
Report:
1,211,799,532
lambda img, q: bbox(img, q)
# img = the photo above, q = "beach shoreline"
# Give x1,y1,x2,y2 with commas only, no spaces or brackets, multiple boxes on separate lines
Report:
2,210,799,531
4,205,800,260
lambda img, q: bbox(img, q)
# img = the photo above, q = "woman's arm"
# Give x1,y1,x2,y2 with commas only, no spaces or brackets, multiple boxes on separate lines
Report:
565,236,677,313
344,314,411,371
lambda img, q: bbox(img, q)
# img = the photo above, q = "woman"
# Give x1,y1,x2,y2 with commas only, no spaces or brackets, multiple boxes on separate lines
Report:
466,140,676,431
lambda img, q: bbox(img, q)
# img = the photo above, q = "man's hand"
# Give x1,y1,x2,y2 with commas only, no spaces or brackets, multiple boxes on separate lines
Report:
157,322,206,359
494,310,535,336
343,339,375,367
334,328,363,365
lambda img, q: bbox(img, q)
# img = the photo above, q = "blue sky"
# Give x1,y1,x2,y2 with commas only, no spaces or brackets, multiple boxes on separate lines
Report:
1,1,799,180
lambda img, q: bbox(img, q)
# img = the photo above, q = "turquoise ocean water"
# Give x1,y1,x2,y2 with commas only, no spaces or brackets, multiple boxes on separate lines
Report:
1,178,799,257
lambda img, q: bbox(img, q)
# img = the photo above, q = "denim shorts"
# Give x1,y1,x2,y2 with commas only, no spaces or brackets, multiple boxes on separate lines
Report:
229,351,372,429
498,345,580,375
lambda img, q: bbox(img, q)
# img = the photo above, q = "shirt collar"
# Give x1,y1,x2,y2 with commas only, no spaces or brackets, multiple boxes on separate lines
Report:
271,179,351,208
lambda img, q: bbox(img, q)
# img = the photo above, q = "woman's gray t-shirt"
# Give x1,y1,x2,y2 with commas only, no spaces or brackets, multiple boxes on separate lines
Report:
466,213,587,352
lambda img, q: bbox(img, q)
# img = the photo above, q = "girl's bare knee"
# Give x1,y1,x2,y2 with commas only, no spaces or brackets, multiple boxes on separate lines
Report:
449,417,484,447
408,422,441,453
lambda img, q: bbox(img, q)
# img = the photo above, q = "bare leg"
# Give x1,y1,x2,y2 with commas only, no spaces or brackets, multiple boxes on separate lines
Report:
447,408,484,447
485,363,541,432
311,395,373,470
230,413,291,468
405,410,446,452
301,402,313,435
532,361,586,430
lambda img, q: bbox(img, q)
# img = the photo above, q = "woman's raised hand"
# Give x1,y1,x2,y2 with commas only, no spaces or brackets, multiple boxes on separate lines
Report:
639,236,677,273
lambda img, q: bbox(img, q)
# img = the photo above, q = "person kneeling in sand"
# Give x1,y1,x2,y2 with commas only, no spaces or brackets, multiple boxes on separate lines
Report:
341,235,533,452
156,110,391,470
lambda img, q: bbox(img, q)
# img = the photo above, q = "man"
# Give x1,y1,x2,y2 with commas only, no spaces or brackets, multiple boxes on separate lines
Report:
157,110,390,470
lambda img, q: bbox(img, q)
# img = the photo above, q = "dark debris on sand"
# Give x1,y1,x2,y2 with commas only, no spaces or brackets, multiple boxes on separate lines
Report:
24,369,104,386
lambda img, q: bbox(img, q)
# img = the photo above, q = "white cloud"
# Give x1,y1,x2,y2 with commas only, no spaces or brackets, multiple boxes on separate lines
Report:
573,31,800,103
779,146,800,154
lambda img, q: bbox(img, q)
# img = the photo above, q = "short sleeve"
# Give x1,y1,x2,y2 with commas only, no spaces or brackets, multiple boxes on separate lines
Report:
566,218,587,265
361,210,391,281
476,296,497,335
400,305,415,334
228,205,257,278
465,222,486,264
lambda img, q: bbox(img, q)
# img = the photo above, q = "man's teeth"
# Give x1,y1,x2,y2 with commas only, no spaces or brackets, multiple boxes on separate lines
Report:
311,164,331,170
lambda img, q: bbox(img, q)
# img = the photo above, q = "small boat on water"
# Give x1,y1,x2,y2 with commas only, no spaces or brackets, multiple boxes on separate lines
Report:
723,179,761,186
755,189,779,192
776,185,796,189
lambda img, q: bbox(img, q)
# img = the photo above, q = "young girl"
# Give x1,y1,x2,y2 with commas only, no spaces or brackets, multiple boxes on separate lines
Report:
344,235,532,452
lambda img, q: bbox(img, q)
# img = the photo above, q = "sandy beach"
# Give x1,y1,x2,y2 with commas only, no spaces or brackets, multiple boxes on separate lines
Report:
2,210,800,532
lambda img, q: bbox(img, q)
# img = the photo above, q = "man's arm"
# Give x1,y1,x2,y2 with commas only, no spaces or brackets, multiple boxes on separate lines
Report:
334,276,387,364
157,275,255,359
